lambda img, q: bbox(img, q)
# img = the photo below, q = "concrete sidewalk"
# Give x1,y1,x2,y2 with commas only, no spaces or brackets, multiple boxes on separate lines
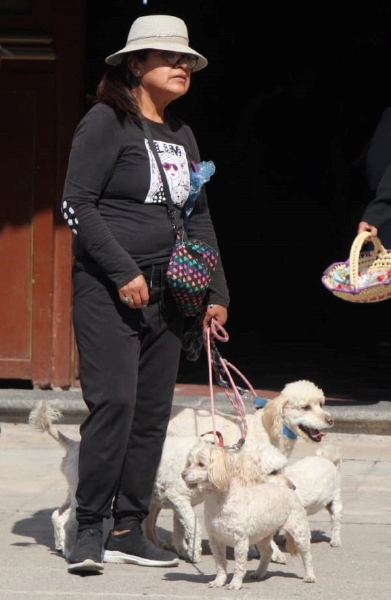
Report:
0,420,390,600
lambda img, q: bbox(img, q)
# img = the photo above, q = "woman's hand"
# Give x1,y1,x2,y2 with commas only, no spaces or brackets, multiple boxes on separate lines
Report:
358,221,378,241
202,303,228,330
119,274,149,308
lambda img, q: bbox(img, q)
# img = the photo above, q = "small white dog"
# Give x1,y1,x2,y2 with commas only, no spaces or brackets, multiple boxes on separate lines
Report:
28,401,79,557
29,401,204,560
142,434,207,563
138,437,288,564
284,444,343,548
144,379,334,562
181,439,316,590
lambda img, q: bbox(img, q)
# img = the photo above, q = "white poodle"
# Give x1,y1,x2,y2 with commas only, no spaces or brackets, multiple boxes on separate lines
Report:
144,435,290,564
144,379,334,562
28,401,79,558
284,444,343,548
181,439,316,590
142,434,207,563
28,401,203,560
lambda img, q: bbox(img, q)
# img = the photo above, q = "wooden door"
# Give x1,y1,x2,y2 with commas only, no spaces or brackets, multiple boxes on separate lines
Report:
0,0,85,388
0,68,56,385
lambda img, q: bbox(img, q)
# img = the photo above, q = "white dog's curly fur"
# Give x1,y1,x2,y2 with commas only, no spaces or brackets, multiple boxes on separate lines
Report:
144,379,334,563
181,439,316,590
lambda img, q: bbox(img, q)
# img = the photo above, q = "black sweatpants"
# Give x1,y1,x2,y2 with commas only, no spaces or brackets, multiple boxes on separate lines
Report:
72,261,184,533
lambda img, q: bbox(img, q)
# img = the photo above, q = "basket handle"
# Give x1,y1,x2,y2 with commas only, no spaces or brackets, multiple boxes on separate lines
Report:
350,231,386,288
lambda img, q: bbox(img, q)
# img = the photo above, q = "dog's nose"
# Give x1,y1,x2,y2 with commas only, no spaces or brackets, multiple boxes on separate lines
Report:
327,416,334,426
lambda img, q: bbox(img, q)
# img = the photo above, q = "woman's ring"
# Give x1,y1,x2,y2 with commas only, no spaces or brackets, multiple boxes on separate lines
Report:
124,296,130,304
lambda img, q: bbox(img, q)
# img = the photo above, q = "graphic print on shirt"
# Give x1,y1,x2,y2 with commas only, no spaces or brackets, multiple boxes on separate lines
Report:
145,139,190,207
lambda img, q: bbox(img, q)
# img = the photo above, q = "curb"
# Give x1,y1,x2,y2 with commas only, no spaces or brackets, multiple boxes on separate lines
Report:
0,390,390,435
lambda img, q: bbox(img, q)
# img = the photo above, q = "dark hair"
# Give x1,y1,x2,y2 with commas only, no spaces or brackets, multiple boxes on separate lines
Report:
90,50,149,125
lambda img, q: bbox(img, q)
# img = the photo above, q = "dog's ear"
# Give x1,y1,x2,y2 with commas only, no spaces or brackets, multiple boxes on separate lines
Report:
207,447,235,491
234,450,269,487
262,394,288,439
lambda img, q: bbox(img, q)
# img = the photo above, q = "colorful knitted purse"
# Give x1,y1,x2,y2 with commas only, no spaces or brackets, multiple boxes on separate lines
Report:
166,233,218,316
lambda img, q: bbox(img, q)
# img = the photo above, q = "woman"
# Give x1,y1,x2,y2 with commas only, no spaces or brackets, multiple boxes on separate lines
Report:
61,14,230,574
358,161,391,239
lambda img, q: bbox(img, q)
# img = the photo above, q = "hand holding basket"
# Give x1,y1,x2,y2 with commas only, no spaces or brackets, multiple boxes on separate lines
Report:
322,231,391,303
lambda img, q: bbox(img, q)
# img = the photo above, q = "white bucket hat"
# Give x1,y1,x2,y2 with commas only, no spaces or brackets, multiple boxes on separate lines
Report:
105,14,208,72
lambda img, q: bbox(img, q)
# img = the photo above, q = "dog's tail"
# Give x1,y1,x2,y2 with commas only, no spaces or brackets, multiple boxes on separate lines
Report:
285,531,300,556
315,444,342,468
28,400,74,451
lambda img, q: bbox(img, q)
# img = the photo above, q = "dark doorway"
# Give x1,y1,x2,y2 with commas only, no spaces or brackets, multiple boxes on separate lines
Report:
84,1,391,397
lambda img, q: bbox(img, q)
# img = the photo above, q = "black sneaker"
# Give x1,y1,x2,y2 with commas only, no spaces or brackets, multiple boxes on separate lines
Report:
103,526,179,567
67,528,104,574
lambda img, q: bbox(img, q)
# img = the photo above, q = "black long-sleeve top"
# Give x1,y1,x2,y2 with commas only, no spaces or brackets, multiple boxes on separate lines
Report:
61,103,230,307
361,161,391,228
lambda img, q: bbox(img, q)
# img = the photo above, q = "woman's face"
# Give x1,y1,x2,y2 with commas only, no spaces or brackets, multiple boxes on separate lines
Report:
129,50,194,102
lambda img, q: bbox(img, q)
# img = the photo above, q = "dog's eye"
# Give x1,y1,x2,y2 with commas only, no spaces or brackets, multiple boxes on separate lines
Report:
302,405,311,411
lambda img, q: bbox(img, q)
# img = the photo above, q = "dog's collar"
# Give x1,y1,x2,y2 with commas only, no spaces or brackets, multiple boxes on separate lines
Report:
201,430,246,451
253,396,297,440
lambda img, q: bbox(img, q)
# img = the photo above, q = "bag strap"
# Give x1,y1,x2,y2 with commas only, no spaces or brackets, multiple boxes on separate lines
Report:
141,120,179,236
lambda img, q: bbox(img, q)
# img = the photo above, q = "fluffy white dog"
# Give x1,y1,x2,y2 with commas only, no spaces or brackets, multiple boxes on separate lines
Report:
28,401,79,558
144,436,289,563
284,444,343,548
181,439,316,590
142,434,207,563
144,379,334,562
28,401,203,560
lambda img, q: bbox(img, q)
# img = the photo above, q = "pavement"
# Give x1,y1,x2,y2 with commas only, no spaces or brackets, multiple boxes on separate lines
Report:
0,382,390,599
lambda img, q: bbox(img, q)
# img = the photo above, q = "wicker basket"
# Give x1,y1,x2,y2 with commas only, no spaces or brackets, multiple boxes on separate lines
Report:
322,231,391,303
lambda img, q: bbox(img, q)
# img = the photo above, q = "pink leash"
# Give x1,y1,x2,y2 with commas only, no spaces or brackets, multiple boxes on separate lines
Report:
202,319,252,450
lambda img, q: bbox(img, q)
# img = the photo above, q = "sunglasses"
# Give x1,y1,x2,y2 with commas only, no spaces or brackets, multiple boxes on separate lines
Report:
160,50,198,71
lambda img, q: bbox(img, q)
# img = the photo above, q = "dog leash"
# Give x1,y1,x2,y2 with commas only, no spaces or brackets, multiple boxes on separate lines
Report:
202,319,249,450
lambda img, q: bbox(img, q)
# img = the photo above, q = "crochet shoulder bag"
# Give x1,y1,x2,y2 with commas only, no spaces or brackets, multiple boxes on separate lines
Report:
141,120,218,317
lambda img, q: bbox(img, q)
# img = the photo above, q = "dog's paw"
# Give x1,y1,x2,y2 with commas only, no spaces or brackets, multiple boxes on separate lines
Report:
303,574,316,583
330,538,341,547
225,581,242,590
208,576,226,588
248,544,260,559
250,570,268,581
271,549,287,564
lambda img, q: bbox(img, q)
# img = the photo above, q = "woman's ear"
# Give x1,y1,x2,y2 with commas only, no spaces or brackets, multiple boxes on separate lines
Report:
127,56,141,78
